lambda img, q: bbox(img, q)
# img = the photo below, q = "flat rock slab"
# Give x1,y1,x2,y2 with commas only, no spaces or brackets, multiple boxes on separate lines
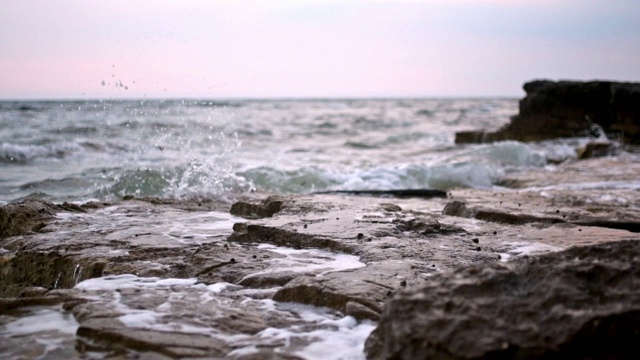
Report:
229,196,499,320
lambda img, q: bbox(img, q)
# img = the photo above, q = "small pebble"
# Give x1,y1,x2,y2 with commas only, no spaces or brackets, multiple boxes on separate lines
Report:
366,238,372,242
493,231,497,235
400,280,407,287
472,238,479,243
252,255,257,259
230,258,236,263
357,233,364,239
303,224,307,228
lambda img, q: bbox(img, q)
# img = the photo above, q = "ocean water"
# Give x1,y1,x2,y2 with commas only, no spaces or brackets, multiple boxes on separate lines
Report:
0,98,607,205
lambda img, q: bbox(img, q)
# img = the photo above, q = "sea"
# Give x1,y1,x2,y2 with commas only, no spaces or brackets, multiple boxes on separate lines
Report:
0,98,607,205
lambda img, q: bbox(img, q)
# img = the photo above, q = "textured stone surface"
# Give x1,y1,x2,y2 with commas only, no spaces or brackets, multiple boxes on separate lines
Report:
0,198,59,239
230,196,284,219
228,197,499,320
366,240,640,359
2,156,640,358
456,79,640,144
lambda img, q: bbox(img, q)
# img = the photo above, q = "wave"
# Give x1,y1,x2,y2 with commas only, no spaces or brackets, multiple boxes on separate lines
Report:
237,167,340,193
238,141,581,194
239,162,496,194
0,142,82,163
95,161,252,202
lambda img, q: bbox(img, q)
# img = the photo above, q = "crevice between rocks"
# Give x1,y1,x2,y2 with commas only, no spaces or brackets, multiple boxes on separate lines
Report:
228,223,358,255
0,251,105,297
443,200,640,233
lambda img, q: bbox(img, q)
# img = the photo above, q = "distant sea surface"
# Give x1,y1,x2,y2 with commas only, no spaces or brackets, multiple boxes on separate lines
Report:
0,99,614,205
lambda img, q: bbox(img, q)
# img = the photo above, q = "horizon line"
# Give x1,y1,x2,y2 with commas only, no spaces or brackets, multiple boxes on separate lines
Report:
0,94,521,102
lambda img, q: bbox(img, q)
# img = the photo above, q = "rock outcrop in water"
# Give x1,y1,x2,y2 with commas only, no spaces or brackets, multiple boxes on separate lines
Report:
365,240,640,359
456,80,640,144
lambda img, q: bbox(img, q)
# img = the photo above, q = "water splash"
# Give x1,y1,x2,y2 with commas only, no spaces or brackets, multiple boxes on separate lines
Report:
72,264,83,285
53,272,62,289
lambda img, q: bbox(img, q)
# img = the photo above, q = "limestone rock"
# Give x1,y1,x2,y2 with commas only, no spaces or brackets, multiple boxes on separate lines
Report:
229,198,500,320
365,240,640,359
442,199,640,233
230,196,284,219
3,158,640,358
456,80,640,144
0,198,59,239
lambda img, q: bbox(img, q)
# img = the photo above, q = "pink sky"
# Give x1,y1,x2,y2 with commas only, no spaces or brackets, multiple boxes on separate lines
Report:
1,0,639,99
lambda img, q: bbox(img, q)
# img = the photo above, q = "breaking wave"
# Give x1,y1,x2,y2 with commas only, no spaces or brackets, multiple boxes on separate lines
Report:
95,161,252,203
238,141,582,194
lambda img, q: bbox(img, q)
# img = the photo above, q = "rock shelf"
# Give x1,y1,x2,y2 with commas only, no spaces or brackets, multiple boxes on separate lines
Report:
1,155,640,358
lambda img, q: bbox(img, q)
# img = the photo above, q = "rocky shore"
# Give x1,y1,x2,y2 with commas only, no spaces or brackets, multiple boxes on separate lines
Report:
1,152,640,358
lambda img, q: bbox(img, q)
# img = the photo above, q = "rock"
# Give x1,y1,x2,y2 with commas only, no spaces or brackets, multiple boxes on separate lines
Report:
3,157,640,358
379,203,402,212
0,200,260,297
230,196,284,219
442,200,565,226
18,286,49,298
60,273,372,359
77,318,232,358
365,240,640,359
0,295,63,314
235,352,305,360
313,189,447,198
0,198,59,239
456,80,640,144
442,198,640,233
345,300,383,320
229,198,499,320
576,141,617,159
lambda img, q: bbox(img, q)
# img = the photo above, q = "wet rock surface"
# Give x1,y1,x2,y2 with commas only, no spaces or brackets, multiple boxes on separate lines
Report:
0,198,63,239
228,197,498,321
1,155,639,358
366,240,640,359
456,79,640,144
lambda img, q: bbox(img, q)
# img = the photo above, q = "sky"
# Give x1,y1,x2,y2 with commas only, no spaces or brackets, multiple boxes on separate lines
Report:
1,0,639,99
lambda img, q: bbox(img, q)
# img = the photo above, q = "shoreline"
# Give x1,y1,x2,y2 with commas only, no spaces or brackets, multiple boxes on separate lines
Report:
2,154,640,358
